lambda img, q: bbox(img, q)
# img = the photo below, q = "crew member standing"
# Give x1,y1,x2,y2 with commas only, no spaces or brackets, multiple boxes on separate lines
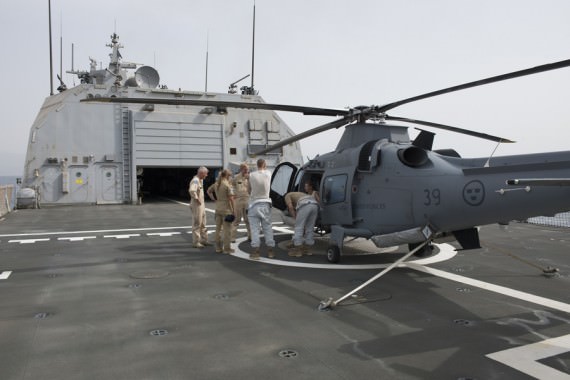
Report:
247,158,275,260
232,163,251,243
285,182,319,257
189,166,211,248
207,169,236,254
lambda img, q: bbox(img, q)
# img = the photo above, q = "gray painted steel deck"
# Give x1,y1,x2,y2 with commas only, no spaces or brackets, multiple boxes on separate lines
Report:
1,202,570,379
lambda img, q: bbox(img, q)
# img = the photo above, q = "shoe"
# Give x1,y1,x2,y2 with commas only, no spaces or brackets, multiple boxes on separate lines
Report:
215,249,223,253
286,241,294,249
302,244,313,256
223,248,235,254
288,246,302,257
231,240,236,243
250,248,260,260
267,247,275,259
193,242,205,248
201,241,213,246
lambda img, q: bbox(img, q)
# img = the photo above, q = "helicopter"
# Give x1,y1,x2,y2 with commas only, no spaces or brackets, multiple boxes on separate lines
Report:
82,58,570,263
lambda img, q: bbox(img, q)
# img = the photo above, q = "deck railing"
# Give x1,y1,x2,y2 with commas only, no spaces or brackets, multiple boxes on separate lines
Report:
0,185,15,217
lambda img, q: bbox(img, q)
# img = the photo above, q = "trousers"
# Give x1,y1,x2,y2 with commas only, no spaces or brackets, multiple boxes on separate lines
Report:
293,203,319,247
190,203,208,243
248,202,275,248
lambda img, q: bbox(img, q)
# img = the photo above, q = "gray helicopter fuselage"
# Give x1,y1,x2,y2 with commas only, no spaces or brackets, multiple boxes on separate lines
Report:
281,132,570,247
351,147,570,235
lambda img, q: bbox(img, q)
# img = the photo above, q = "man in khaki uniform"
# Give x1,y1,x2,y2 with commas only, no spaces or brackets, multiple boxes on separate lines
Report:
231,163,251,242
189,166,211,248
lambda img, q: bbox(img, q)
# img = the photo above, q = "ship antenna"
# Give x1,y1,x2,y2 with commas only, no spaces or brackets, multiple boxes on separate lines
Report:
241,1,257,95
48,0,54,95
250,1,256,93
59,13,63,81
71,43,75,86
205,31,209,93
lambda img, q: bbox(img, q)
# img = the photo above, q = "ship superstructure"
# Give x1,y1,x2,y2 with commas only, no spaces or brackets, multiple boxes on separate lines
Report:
21,34,303,205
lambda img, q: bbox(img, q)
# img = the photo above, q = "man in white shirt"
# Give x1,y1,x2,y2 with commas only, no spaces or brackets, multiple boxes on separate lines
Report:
247,158,275,260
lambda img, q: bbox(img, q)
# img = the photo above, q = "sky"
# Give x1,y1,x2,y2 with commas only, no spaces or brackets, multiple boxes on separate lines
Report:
1,0,570,175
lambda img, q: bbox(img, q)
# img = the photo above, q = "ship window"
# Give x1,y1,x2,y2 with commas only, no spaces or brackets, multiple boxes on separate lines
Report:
230,148,237,155
76,172,82,178
323,174,347,205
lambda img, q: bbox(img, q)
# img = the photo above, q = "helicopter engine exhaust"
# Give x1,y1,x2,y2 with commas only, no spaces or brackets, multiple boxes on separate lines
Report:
397,146,428,167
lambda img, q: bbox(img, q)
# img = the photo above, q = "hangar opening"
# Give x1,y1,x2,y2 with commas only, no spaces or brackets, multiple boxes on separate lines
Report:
138,167,217,202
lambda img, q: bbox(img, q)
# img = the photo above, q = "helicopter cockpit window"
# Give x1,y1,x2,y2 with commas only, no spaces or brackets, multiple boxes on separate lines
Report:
323,174,347,205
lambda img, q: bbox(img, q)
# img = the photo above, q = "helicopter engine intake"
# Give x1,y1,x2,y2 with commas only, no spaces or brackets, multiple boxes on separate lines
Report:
397,146,428,167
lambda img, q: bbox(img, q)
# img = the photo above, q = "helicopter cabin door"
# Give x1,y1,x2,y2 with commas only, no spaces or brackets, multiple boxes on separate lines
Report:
320,166,354,226
270,162,298,211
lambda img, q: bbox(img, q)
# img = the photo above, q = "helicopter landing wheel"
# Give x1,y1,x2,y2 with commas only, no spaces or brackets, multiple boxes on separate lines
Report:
326,245,341,263
409,242,433,257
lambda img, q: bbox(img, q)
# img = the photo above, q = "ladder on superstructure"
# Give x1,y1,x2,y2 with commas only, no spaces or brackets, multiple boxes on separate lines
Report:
120,106,133,203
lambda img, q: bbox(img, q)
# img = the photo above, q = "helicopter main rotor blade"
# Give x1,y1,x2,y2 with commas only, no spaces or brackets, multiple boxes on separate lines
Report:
81,97,348,117
385,115,515,143
377,58,570,113
253,115,355,155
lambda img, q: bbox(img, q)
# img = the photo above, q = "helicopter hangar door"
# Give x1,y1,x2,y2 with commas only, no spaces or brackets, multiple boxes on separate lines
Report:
321,167,354,225
133,118,223,167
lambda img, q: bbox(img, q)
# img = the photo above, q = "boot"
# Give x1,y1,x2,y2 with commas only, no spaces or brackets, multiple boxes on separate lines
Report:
250,247,260,260
267,247,275,259
302,244,313,256
288,246,302,257
285,241,294,249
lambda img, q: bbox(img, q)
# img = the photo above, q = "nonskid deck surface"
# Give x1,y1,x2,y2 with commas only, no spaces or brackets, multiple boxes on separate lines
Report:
1,202,570,379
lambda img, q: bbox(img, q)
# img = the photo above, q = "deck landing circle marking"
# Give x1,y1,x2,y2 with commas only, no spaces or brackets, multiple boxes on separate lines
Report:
231,239,456,269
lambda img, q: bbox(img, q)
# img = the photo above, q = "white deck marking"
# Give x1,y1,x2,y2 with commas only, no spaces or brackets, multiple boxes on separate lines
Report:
0,226,193,238
403,263,570,378
0,271,12,280
8,238,50,244
146,232,181,237
487,334,570,380
103,234,141,239
58,236,97,242
404,263,570,314
231,239,457,269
